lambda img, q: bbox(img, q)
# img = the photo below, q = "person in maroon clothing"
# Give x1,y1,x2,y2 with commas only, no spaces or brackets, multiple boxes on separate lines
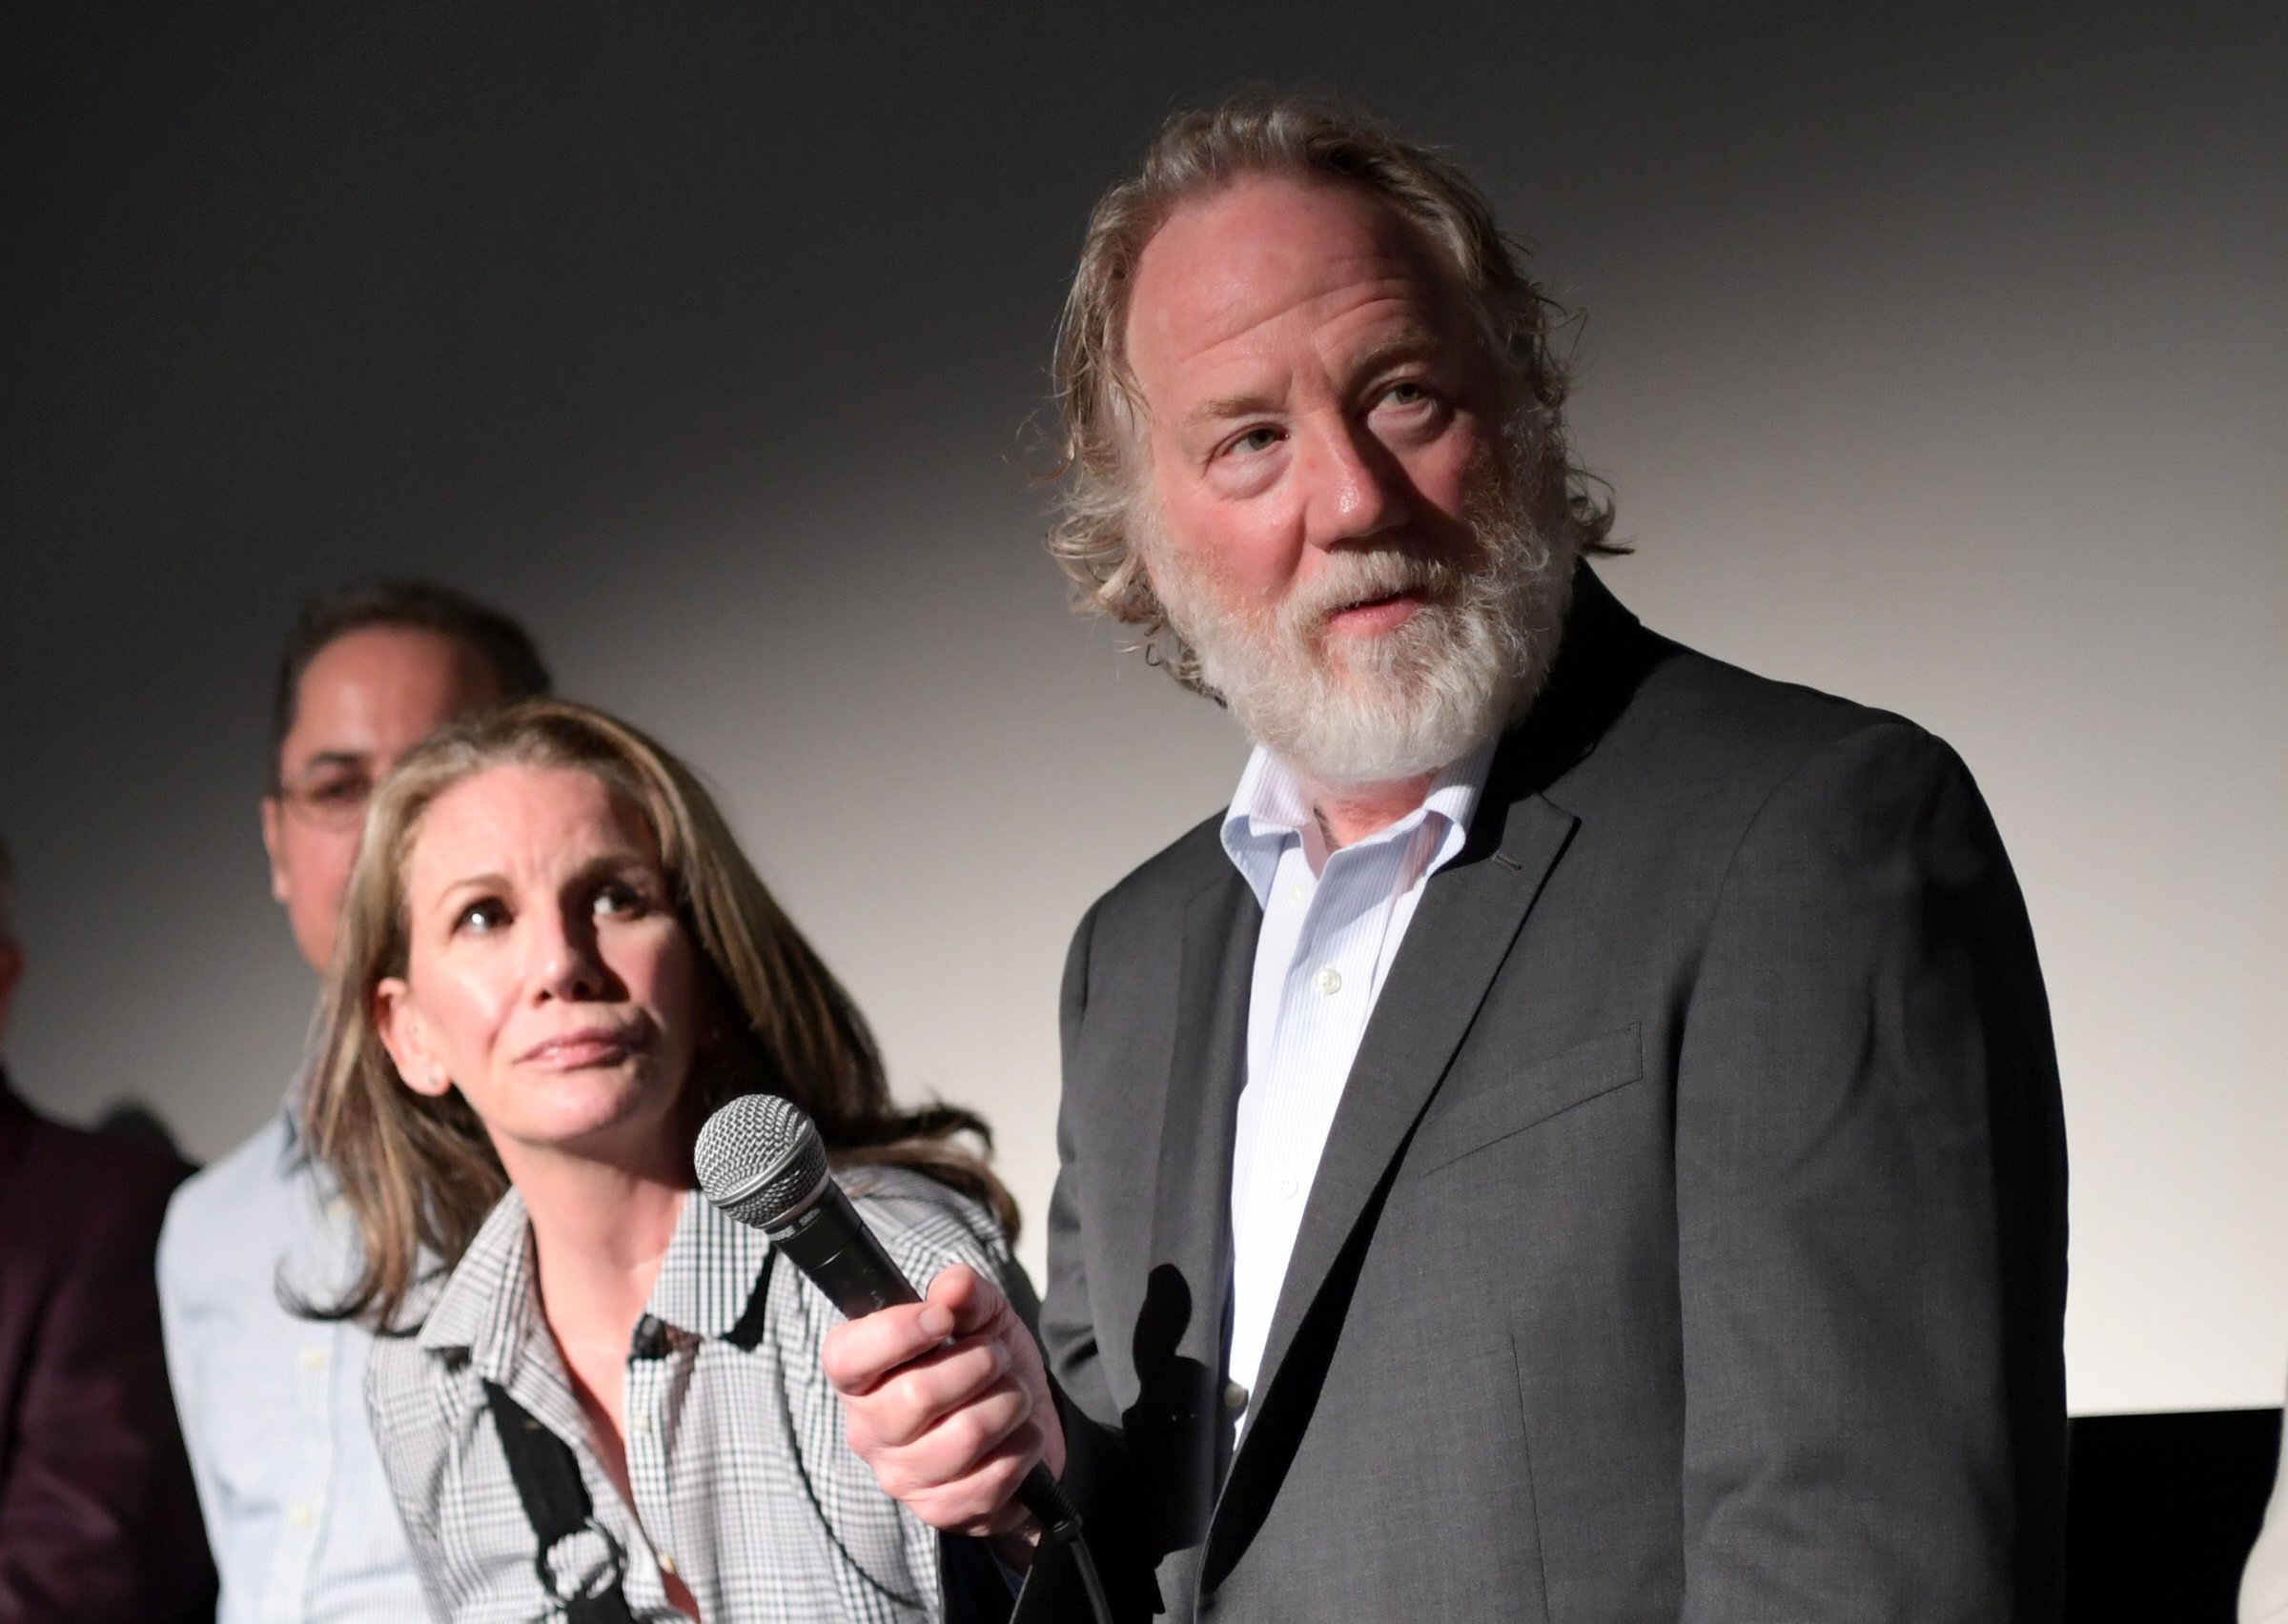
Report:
0,837,215,1623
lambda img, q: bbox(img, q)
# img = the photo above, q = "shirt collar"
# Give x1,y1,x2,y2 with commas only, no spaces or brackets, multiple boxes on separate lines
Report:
418,1182,776,1370
1218,737,1498,908
277,1001,330,1167
419,1187,541,1381
642,1184,777,1342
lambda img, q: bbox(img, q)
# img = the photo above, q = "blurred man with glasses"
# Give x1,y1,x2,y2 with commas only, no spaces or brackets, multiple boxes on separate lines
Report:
159,582,549,1624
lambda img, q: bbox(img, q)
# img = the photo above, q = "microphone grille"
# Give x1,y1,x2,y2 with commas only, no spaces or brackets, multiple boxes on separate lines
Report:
694,1092,829,1230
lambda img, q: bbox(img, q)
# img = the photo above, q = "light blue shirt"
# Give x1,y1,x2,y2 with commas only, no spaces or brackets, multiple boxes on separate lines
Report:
1217,740,1493,1420
158,1089,425,1624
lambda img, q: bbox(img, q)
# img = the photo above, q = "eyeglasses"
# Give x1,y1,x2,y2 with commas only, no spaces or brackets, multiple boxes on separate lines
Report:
274,771,376,831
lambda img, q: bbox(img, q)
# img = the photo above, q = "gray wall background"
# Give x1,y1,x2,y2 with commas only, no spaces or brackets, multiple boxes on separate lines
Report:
2,3,2279,1416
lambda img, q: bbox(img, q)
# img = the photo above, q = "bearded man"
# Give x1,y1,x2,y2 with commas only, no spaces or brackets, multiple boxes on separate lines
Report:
827,95,2069,1623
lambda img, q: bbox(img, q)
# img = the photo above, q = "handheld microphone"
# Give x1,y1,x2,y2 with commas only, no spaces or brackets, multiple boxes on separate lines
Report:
693,1092,1079,1542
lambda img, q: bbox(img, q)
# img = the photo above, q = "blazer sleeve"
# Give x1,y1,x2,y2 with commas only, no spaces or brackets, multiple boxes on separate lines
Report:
0,1153,215,1624
1672,721,2068,1622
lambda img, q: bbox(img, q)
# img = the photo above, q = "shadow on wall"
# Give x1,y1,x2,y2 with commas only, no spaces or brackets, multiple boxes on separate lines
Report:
93,1100,193,1163
2066,1408,2279,1621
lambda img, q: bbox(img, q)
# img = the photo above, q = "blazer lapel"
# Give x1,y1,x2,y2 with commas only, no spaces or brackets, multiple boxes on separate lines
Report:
1235,791,1578,1439
1132,868,1259,1549
1229,562,1652,1424
1151,868,1260,1346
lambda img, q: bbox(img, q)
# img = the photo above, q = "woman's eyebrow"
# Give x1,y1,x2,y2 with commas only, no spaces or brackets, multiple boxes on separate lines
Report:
433,870,511,904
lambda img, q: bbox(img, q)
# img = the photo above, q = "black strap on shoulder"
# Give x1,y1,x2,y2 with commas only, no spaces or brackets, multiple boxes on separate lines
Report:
480,1379,640,1624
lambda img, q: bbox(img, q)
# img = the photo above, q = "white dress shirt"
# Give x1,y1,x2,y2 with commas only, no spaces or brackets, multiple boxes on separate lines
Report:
158,1086,426,1624
1217,740,1494,1421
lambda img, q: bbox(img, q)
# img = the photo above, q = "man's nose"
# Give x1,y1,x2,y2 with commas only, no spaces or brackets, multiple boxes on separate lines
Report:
1299,417,1410,548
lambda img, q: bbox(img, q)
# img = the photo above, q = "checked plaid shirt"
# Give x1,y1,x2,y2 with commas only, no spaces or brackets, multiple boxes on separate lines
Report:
368,1165,1016,1623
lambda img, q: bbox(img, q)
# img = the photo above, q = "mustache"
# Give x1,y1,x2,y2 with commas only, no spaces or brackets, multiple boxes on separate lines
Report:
1280,544,1472,634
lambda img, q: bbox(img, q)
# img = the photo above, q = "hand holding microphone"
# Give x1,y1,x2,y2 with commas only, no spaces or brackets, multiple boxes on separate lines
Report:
694,1093,1069,1548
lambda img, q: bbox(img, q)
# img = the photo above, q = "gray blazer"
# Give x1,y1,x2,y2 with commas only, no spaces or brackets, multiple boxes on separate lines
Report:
1013,569,2068,1622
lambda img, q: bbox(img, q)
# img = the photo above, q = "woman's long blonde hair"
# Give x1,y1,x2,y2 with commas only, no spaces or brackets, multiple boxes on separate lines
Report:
303,698,1012,1331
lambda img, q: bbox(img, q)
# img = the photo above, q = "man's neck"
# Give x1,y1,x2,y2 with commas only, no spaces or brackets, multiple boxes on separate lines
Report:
1299,769,1440,855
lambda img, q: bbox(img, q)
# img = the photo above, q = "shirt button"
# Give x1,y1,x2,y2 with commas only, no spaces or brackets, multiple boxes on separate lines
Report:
1286,884,1308,903
1314,965,1342,996
299,1346,328,1370
289,1502,314,1528
635,1413,653,1434
658,1553,678,1575
1223,1380,1249,1412
1276,1172,1298,1200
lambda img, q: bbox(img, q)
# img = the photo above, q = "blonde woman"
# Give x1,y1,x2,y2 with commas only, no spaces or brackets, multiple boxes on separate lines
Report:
303,700,1038,1623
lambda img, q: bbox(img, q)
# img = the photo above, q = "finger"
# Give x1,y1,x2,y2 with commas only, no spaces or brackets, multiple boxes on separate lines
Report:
843,1333,1016,1450
914,1263,1000,1341
891,1420,1052,1537
873,1377,1034,1489
821,1302,951,1396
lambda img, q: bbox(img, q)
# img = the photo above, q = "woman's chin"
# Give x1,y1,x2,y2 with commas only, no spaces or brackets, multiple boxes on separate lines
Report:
490,1077,687,1169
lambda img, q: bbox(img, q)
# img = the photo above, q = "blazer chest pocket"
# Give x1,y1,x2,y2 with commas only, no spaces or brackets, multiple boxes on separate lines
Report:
1407,1022,1644,1179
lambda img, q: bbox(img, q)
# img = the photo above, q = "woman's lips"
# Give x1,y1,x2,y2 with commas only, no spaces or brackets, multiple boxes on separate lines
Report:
519,1027,644,1067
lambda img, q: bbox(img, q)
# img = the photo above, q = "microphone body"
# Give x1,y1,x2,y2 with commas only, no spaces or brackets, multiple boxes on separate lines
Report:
694,1093,1076,1540
766,1178,925,1321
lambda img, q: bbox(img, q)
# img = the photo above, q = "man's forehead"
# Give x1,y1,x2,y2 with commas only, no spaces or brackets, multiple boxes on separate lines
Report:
1125,174,1473,395
282,625,496,759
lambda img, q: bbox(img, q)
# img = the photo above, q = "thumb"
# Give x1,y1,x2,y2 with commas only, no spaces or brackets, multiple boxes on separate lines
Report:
915,1263,1003,1341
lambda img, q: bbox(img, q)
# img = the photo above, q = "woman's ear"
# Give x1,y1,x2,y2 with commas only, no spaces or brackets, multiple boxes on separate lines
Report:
375,977,450,1097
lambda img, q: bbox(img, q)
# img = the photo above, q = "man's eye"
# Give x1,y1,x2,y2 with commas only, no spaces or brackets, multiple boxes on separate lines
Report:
308,777,371,806
1380,381,1433,408
1226,426,1282,457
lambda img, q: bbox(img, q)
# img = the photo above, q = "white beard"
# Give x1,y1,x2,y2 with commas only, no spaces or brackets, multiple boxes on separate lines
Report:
1145,459,1578,790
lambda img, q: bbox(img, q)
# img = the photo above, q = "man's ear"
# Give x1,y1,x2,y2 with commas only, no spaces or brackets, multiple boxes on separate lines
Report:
260,796,291,906
375,978,448,1097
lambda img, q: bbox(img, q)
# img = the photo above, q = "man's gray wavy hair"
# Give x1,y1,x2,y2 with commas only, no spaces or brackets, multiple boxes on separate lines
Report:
1046,91,1622,692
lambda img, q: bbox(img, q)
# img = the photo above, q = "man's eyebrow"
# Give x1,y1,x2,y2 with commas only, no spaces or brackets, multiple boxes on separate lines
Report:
1187,389,1283,428
1344,330,1444,383
286,750,373,780
1181,332,1450,430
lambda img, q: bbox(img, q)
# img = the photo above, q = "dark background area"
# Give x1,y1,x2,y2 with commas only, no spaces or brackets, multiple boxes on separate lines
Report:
2,3,2281,1420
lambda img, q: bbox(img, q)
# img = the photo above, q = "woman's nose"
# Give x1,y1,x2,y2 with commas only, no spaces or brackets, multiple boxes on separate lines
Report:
531,909,610,1002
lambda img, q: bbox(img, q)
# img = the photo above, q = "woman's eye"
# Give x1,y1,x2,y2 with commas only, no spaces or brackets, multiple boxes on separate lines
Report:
593,882,645,918
455,899,509,934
